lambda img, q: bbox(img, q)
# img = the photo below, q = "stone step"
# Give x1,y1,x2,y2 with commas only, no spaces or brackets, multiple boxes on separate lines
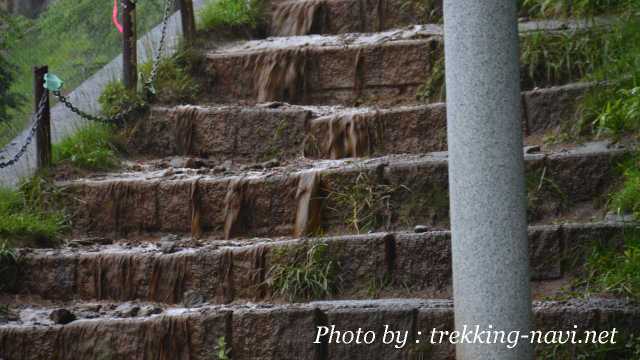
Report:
61,142,626,239
204,22,599,106
266,0,611,37
7,223,627,305
268,0,442,37
1,298,638,359
130,83,588,161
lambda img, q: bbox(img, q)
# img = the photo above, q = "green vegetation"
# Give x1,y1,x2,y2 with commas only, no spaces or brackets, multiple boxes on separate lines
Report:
416,56,445,102
400,0,442,24
327,172,406,234
98,81,147,119
269,243,339,301
520,28,609,89
52,123,122,171
216,336,231,360
580,231,640,301
538,333,640,359
0,240,18,292
0,177,66,249
0,11,26,125
519,0,632,18
1,0,168,147
573,0,639,137
198,0,264,30
140,52,201,104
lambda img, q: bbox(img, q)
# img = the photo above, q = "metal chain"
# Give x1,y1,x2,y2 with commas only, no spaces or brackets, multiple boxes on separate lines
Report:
0,94,49,169
52,91,130,126
145,0,176,91
56,0,175,124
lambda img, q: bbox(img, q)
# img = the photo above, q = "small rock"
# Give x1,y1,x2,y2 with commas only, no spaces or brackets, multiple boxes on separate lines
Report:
258,101,286,108
414,225,430,233
49,309,76,325
139,305,163,317
524,145,541,154
159,235,179,254
115,302,140,318
261,159,280,169
182,290,207,308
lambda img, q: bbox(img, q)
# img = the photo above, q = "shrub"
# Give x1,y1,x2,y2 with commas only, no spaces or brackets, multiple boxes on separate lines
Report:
198,0,264,30
140,54,200,104
98,81,146,119
52,123,121,171
0,178,66,248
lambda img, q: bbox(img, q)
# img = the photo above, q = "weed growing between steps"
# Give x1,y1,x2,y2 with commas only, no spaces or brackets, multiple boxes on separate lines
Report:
198,0,265,30
399,0,443,24
326,172,407,234
139,50,202,105
0,241,18,292
418,27,614,102
578,3,640,138
520,28,610,89
538,333,640,359
52,123,123,171
98,81,147,119
268,243,340,301
216,337,231,360
518,0,632,18
0,176,67,249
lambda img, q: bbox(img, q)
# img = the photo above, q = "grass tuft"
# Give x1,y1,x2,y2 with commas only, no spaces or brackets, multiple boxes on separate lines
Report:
0,177,66,248
52,123,121,171
198,0,264,30
269,243,339,301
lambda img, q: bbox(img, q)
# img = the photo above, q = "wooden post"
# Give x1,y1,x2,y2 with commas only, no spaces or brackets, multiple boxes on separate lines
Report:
179,0,196,46
122,0,137,90
33,65,51,169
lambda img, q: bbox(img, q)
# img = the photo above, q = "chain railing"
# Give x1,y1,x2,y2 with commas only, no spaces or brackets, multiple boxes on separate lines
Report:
0,0,195,173
0,94,49,169
54,0,175,125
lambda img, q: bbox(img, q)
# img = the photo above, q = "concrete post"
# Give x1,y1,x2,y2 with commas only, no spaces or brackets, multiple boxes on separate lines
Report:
443,1,533,359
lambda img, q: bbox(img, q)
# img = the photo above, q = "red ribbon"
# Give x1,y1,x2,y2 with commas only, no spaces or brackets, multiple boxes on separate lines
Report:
112,0,123,33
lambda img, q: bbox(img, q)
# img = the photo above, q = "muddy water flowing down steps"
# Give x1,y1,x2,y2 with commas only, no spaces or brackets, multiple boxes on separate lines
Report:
2,9,640,360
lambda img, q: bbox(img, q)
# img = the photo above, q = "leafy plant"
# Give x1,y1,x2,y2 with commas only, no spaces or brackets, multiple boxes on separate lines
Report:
140,52,200,104
198,0,264,30
269,243,340,301
98,81,147,119
216,336,231,360
611,160,640,218
52,123,122,171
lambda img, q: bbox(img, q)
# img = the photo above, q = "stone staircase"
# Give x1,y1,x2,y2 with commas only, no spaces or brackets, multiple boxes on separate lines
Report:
1,3,639,360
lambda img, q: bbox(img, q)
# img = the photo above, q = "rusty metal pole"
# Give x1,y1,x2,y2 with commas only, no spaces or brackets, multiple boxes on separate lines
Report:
122,0,137,90
34,65,51,169
179,0,196,46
